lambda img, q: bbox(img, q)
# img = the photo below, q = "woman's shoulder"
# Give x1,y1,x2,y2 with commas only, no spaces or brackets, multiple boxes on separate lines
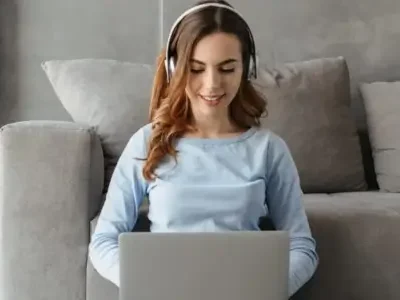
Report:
252,127,295,164
129,123,153,140
253,127,289,150
254,127,298,175
124,123,153,155
136,122,154,138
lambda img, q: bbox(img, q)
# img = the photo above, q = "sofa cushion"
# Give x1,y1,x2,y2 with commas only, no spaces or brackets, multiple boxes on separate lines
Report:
294,191,400,300
42,59,154,192
87,192,400,300
253,56,367,193
0,121,98,300
360,81,400,192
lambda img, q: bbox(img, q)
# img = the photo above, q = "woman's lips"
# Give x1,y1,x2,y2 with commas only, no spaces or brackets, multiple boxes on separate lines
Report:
199,94,225,106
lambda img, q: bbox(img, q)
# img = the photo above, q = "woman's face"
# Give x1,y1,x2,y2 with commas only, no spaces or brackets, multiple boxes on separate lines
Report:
185,32,243,121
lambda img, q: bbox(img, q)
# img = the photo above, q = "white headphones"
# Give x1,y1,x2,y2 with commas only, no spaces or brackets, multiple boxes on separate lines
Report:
164,2,258,82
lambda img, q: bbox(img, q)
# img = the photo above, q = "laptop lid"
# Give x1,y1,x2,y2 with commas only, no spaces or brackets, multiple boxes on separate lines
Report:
119,231,289,300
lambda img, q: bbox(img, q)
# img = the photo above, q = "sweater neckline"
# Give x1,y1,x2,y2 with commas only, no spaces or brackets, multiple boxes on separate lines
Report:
177,126,257,146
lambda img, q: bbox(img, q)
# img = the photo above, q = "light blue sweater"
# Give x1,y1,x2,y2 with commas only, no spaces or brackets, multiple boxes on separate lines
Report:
89,123,319,297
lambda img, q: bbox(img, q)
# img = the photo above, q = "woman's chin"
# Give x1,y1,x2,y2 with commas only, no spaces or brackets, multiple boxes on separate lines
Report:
198,105,229,119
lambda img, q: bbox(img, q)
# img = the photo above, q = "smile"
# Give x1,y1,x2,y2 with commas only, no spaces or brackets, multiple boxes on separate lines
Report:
199,94,225,101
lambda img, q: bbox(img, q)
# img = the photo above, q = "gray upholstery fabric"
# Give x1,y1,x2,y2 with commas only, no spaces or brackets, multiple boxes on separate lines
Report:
360,81,400,192
1,121,399,300
294,191,400,300
254,56,367,193
0,121,104,300
41,59,154,193
86,191,400,300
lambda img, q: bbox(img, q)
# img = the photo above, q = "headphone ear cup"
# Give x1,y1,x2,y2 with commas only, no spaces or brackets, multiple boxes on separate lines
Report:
169,57,176,75
253,54,259,79
247,54,259,80
164,58,170,79
247,57,254,80
165,57,176,82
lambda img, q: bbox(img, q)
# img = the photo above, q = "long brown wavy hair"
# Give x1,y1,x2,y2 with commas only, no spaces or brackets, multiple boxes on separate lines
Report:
142,0,267,181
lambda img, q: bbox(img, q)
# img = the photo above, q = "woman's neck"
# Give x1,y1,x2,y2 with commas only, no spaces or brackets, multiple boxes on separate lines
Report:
186,117,246,139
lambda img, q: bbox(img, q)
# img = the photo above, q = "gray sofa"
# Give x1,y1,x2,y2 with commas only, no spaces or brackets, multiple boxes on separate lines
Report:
1,1,400,300
1,59,400,300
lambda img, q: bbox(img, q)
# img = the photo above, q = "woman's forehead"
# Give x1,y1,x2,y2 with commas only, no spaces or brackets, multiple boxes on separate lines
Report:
191,32,242,63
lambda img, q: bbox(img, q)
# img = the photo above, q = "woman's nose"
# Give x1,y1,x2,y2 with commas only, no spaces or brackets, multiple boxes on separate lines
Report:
204,69,222,88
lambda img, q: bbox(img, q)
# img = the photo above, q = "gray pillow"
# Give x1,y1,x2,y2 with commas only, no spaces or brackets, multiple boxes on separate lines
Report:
253,56,367,193
42,59,154,192
360,81,400,192
43,56,368,195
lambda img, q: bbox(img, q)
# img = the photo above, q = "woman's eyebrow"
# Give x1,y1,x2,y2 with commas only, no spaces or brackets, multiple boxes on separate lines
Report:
190,58,238,66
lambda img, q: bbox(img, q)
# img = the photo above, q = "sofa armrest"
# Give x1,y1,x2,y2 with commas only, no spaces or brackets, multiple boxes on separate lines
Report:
0,121,104,300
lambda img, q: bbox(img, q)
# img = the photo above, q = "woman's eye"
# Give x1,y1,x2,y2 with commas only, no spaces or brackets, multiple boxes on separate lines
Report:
220,68,235,73
189,68,235,74
190,69,203,74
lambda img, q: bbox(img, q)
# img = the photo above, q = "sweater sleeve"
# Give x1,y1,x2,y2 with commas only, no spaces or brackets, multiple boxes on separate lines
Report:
88,128,149,287
265,133,319,298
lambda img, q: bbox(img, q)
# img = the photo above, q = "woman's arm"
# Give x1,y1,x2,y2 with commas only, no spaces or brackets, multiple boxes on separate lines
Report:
265,133,319,298
88,128,149,287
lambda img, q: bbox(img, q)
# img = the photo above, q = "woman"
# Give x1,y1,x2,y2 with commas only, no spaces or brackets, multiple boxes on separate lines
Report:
89,0,319,298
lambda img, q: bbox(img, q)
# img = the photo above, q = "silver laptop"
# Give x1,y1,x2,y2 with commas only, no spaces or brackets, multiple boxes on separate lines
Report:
119,231,289,300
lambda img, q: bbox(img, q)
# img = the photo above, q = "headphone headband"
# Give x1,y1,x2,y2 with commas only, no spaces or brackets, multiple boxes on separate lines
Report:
164,2,258,82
